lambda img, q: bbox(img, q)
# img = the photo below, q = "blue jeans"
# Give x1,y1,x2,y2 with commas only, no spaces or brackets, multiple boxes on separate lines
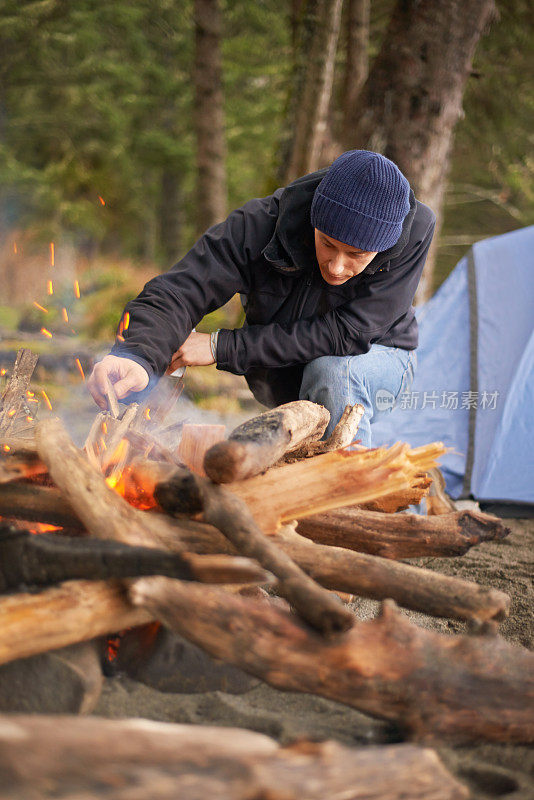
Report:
299,345,416,447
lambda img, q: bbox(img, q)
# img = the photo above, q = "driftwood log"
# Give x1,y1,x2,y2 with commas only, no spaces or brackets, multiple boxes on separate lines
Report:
297,506,510,559
0,523,270,593
0,579,152,665
132,577,534,744
284,402,365,459
0,717,467,800
14,424,512,622
203,400,330,483
0,443,47,483
155,470,355,636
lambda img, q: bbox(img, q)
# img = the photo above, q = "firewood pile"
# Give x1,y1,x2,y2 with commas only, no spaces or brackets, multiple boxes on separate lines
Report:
0,348,533,799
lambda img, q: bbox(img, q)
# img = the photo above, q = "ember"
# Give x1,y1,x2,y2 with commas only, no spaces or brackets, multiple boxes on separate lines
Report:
62,308,69,323
33,302,48,313
49,242,55,267
41,390,53,411
75,358,85,381
47,280,53,295
40,328,53,339
73,280,80,299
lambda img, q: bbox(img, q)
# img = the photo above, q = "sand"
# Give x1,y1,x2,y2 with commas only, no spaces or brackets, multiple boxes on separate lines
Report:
94,516,534,799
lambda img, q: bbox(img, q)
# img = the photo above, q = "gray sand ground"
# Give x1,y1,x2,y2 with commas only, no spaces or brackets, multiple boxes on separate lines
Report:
94,517,534,799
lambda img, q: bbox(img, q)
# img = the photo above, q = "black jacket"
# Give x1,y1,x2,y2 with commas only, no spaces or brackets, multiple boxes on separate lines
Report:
111,169,436,406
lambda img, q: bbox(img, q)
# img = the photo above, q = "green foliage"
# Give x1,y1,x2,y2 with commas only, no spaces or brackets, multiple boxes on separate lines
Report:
438,0,534,284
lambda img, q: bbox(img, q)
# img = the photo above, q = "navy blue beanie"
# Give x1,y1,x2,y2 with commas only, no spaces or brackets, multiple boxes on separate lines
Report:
310,150,411,252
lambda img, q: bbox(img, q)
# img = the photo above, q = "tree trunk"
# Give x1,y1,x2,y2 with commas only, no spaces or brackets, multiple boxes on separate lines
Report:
344,0,496,301
159,170,182,263
194,0,227,235
284,0,344,182
341,0,369,145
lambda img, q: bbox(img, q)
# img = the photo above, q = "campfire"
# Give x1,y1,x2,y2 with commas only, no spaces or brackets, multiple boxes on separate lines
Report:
0,348,532,798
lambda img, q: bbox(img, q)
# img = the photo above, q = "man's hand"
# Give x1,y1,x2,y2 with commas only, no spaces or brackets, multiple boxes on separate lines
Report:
167,331,215,373
87,355,149,410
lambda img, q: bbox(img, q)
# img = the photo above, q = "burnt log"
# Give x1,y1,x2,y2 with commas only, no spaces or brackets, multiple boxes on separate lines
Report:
203,400,330,483
155,469,354,636
0,716,467,799
297,507,510,559
0,523,270,593
131,576,534,744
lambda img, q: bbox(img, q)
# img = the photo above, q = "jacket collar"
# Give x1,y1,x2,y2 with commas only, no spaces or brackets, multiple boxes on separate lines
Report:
263,169,416,275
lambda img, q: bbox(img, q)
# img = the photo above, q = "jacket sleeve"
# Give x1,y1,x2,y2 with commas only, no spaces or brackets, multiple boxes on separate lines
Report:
216,210,435,375
110,194,280,378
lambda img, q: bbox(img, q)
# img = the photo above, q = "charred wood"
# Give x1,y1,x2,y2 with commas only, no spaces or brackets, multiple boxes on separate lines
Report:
0,523,270,593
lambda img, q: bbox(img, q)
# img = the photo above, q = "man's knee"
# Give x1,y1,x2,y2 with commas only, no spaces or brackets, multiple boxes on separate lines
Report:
300,356,347,394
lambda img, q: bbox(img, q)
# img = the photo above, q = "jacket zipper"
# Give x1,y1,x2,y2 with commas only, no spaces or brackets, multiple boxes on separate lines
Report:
295,276,312,320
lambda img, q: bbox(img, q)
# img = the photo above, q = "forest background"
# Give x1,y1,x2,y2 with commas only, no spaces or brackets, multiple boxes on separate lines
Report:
0,0,532,387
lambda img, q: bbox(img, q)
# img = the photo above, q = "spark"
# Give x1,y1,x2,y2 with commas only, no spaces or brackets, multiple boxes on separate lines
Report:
102,421,108,435
26,415,33,423
118,319,124,335
98,195,106,206
49,242,55,267
62,307,69,323
73,280,80,299
40,327,53,339
7,409,16,418
0,369,6,377
13,242,17,255
116,334,125,343
2,445,10,452
33,301,48,313
100,437,107,451
123,312,130,331
26,390,35,398
41,390,53,411
75,357,85,380
47,280,54,295
144,408,151,421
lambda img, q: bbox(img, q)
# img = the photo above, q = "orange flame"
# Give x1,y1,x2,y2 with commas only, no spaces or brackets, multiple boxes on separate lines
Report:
123,312,130,331
26,390,35,398
75,357,85,380
0,369,6,377
49,242,55,267
40,327,53,339
47,280,53,295
73,280,80,299
116,334,125,343
29,522,63,535
26,415,33,423
62,308,69,323
98,195,106,206
41,390,53,411
3,444,10,452
33,301,48,313
7,409,16,418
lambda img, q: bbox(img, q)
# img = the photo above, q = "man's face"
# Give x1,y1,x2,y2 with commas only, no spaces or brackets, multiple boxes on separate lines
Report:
314,229,378,286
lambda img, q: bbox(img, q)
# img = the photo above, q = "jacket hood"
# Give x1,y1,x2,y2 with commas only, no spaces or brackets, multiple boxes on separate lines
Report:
262,169,416,275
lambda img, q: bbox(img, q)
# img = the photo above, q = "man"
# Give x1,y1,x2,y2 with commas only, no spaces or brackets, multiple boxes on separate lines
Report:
88,150,435,446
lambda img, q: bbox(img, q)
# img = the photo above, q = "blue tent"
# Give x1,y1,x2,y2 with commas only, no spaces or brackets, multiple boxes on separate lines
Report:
372,226,534,512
